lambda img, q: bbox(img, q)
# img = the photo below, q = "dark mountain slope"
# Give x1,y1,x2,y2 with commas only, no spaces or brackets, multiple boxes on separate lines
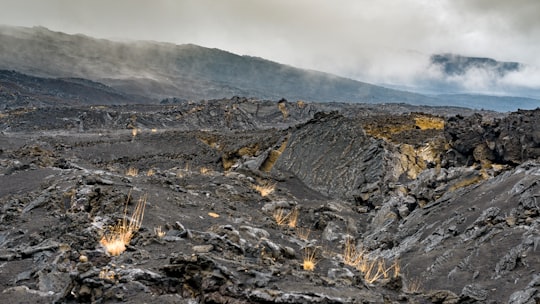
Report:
0,70,150,108
0,26,437,105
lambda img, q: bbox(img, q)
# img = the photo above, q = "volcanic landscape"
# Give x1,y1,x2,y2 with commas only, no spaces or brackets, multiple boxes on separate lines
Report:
0,26,539,304
0,97,538,303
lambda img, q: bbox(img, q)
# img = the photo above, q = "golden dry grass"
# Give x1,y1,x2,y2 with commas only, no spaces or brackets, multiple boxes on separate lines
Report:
100,193,147,256
278,101,289,120
154,226,166,239
302,247,318,271
273,208,299,228
199,167,213,175
99,267,116,281
146,168,156,176
287,208,299,228
343,238,365,267
273,208,289,226
252,182,276,197
405,277,423,293
126,167,139,177
342,239,400,284
296,227,311,240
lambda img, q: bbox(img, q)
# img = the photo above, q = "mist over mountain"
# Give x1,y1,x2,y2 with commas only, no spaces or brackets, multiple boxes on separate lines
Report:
407,53,540,101
0,25,538,111
0,25,436,105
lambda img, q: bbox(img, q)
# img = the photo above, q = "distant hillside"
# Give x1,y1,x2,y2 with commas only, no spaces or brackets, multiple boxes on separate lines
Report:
435,94,540,112
0,26,538,111
0,70,150,109
0,25,437,105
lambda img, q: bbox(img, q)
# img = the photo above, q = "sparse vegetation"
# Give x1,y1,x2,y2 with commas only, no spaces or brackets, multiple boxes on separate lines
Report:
296,227,311,240
99,267,116,281
404,277,423,293
273,208,299,228
302,247,318,271
287,208,299,228
252,181,276,197
100,193,147,256
342,239,400,284
126,167,139,177
154,226,166,239
199,166,212,175
278,101,289,120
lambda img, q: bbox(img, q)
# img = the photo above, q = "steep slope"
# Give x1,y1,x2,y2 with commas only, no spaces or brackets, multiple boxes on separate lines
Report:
0,25,438,105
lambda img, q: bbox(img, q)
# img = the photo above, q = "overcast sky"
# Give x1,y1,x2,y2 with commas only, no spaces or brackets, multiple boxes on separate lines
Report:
1,0,539,92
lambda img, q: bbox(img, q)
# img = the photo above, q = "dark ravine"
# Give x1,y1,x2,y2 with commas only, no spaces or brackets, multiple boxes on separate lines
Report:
0,98,538,303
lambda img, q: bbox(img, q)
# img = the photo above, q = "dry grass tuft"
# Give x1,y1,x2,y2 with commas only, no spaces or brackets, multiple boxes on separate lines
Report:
343,238,365,267
273,208,289,226
404,277,423,293
100,193,147,256
342,239,400,284
287,208,299,228
99,267,116,281
273,208,299,228
146,168,156,176
126,167,139,177
252,182,276,197
296,227,311,241
278,101,289,120
199,167,213,175
154,226,166,239
302,247,318,271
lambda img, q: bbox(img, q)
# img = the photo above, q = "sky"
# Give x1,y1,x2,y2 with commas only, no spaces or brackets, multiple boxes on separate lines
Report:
1,0,540,95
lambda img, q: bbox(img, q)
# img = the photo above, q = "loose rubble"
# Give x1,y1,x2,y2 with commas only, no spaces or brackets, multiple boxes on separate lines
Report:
0,99,538,303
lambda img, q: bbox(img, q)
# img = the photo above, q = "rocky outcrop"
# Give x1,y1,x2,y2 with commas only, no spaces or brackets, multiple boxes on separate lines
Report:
1,100,539,303
445,109,540,166
273,112,394,206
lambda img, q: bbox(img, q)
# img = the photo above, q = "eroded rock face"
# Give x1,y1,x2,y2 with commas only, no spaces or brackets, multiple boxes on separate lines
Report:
392,162,540,301
445,109,540,165
273,112,393,206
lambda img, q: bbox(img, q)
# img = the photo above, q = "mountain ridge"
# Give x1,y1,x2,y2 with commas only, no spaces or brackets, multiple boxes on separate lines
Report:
0,25,439,105
0,25,539,111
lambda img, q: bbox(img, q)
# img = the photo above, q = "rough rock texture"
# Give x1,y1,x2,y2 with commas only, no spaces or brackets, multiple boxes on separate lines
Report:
445,109,540,165
274,112,392,204
0,99,539,303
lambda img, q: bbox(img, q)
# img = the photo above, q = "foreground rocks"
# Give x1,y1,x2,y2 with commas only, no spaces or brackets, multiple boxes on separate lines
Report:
0,99,538,303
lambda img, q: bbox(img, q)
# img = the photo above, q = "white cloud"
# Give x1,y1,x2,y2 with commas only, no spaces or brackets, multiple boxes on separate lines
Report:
0,0,539,96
